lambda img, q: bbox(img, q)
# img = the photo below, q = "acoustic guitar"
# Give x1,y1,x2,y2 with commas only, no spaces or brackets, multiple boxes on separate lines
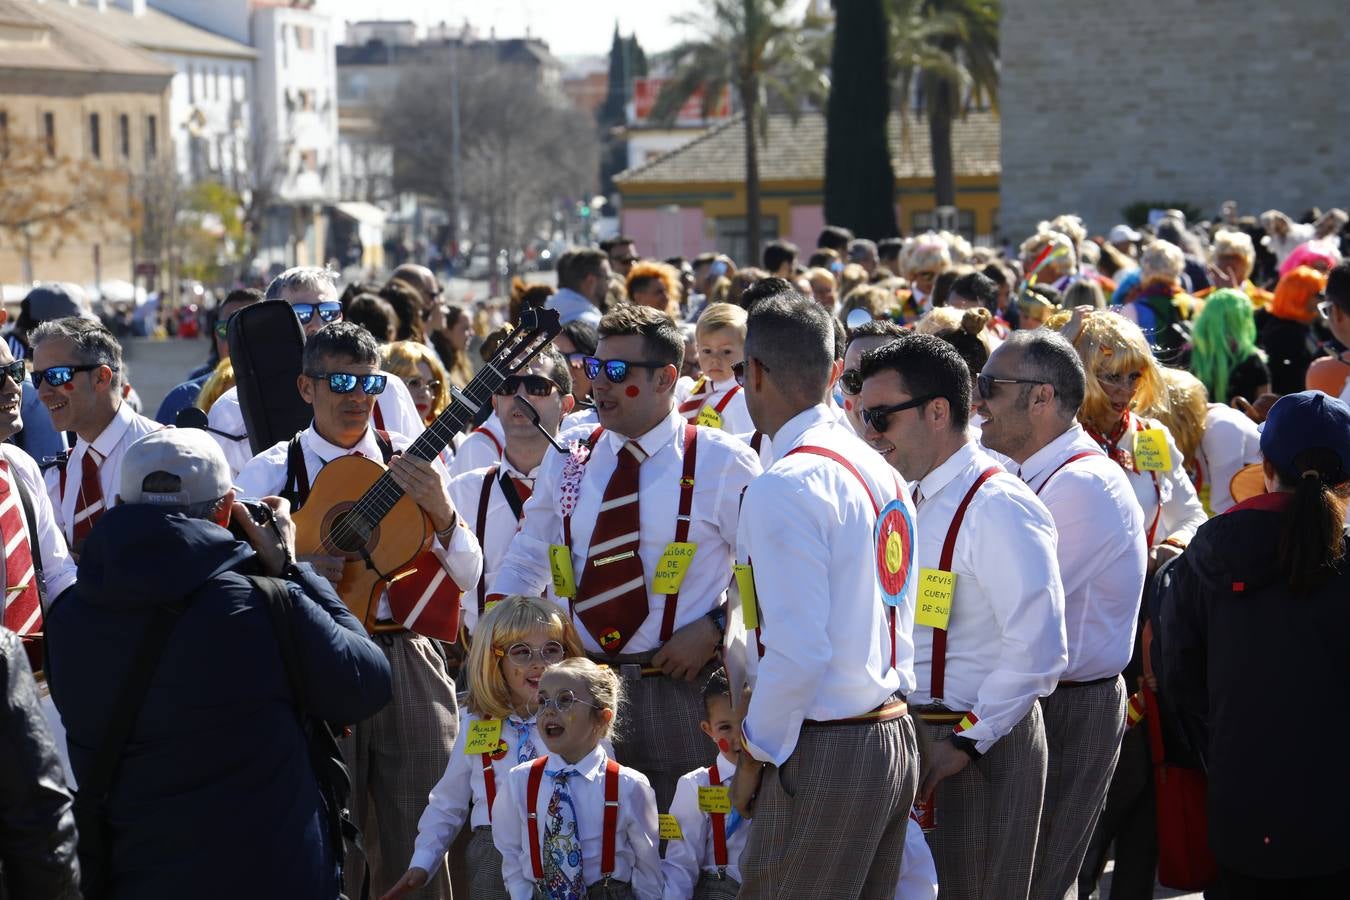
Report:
292,307,562,637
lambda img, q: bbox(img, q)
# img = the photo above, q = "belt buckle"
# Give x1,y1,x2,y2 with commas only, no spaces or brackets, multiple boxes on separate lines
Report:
620,663,642,680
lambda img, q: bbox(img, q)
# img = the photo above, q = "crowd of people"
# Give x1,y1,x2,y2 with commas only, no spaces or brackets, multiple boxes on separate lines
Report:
2,203,1348,900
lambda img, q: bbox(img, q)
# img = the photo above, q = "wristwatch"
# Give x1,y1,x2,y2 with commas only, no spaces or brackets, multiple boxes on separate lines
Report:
706,605,727,637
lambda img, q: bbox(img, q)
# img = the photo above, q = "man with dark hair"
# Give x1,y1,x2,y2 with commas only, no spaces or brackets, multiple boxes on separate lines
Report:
947,271,999,312
545,247,610,327
601,235,640,278
730,288,918,898
389,263,443,314
492,305,760,810
859,333,1068,899
156,288,263,424
849,238,879,275
762,240,798,278
46,427,391,898
236,322,481,900
816,224,855,254
976,330,1147,900
878,238,905,277
34,317,161,558
839,319,907,437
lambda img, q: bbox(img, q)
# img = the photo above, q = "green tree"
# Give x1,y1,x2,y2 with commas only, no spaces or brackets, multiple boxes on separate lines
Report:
825,0,898,239
889,0,999,210
653,0,828,265
598,26,649,194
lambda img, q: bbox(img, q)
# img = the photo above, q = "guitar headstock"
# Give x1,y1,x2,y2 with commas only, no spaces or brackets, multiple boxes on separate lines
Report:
488,306,563,377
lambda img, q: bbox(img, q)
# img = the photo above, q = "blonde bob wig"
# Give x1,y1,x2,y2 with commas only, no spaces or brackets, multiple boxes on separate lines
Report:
1071,311,1169,429
466,596,584,720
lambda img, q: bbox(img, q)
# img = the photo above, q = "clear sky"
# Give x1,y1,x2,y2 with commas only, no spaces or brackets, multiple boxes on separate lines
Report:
319,0,707,59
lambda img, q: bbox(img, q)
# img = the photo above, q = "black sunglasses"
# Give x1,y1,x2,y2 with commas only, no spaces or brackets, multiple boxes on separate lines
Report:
860,394,938,432
308,372,387,395
0,360,23,389
291,301,343,326
731,357,771,387
494,374,561,398
582,357,667,384
32,364,106,388
840,367,863,396
975,374,1045,400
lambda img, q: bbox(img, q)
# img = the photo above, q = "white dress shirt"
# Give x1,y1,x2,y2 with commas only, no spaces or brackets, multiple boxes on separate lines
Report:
3,445,76,608
674,376,755,435
448,456,540,635
1018,424,1147,683
544,287,603,328
910,442,1068,754
449,413,505,478
661,753,746,897
561,405,599,432
208,374,424,477
234,424,482,621
738,405,914,766
492,746,661,900
44,400,161,545
492,409,761,654
1099,413,1207,547
1197,403,1261,515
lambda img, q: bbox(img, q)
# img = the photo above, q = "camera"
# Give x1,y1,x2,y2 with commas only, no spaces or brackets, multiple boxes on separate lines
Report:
229,499,280,544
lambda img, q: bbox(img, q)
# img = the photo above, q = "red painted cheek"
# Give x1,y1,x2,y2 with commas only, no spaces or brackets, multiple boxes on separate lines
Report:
843,399,852,411
625,385,640,398
717,738,731,753
62,383,75,393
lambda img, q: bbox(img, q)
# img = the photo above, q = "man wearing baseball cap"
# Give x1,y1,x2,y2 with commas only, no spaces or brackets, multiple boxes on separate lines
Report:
1162,391,1350,897
44,428,392,898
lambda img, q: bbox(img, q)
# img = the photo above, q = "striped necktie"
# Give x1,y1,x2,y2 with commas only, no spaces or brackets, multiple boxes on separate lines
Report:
573,439,648,654
0,461,40,637
71,448,105,552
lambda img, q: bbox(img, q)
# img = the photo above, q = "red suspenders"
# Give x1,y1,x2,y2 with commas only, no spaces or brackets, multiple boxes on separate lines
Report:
1033,450,1101,496
526,756,621,882
708,761,729,872
481,719,499,822
929,466,1002,702
474,425,504,459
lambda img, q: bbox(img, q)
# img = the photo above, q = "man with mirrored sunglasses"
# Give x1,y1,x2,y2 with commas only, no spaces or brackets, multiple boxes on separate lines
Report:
858,333,1068,900
237,322,482,900
34,317,161,558
491,305,761,811
449,348,575,636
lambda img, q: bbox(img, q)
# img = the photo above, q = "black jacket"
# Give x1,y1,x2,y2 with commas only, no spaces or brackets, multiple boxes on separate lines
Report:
0,629,79,899
1160,492,1350,878
45,505,392,899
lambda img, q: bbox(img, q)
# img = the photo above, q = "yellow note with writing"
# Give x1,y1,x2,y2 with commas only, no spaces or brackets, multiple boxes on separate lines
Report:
652,541,698,593
915,568,955,631
696,405,724,429
549,544,577,598
698,785,732,814
735,563,759,630
1133,428,1173,472
658,814,684,840
463,718,503,755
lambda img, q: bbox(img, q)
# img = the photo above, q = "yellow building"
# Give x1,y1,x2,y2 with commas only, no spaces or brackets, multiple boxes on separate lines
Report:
0,0,172,290
615,110,1000,265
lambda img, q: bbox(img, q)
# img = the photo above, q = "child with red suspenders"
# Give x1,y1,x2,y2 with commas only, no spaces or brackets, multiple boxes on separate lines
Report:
674,305,753,435
660,669,747,900
493,659,662,900
385,597,585,900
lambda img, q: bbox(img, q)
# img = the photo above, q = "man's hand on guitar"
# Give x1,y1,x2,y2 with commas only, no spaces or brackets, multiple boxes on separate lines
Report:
387,453,458,540
300,554,345,586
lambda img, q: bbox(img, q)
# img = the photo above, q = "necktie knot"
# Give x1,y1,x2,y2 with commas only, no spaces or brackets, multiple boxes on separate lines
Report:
547,767,580,783
618,440,645,470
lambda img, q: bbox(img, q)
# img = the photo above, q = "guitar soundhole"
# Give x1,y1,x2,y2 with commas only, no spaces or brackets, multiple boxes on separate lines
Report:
327,507,375,554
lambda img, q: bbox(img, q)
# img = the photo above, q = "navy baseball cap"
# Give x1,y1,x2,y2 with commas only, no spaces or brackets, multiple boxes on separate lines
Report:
1260,391,1350,478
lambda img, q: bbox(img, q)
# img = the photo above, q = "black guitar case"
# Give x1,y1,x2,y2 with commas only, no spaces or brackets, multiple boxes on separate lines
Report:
227,300,311,456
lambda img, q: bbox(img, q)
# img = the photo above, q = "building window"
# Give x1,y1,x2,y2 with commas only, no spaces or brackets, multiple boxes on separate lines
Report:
300,149,318,171
43,112,55,156
119,114,130,158
146,114,158,162
187,63,196,102
88,113,101,159
295,25,314,51
714,216,779,270
911,208,975,240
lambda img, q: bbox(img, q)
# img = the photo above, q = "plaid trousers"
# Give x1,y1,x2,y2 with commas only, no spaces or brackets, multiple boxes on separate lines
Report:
738,709,918,899
920,703,1048,900
466,826,509,900
1030,677,1126,900
342,632,459,899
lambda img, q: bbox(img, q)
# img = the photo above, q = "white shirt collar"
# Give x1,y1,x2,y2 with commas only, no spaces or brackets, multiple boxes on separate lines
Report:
604,407,682,457
712,752,739,777
300,424,385,464
545,743,607,780
1017,422,1089,483
79,399,136,459
916,441,981,503
771,403,835,448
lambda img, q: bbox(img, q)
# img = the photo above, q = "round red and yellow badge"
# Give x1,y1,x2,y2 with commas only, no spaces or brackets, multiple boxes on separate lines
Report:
489,739,509,761
599,628,622,651
874,499,915,606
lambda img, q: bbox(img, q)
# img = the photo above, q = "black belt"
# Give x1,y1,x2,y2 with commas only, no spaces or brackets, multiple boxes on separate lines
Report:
1057,675,1119,689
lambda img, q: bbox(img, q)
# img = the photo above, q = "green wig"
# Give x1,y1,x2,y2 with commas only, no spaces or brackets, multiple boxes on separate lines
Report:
1189,288,1257,403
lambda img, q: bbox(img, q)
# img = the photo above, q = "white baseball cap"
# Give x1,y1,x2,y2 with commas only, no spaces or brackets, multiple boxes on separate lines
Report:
1109,225,1142,243
119,428,232,507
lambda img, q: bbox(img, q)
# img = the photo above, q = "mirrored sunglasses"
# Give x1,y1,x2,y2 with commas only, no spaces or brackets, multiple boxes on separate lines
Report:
0,360,24,388
310,372,387,395
32,364,105,388
840,367,864,396
291,301,343,326
581,357,666,384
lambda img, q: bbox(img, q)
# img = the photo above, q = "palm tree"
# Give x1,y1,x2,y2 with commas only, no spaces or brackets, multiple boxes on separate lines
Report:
651,0,828,264
889,0,1000,211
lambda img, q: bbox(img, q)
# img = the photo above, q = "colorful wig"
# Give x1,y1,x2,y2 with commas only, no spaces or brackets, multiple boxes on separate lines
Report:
1189,288,1258,403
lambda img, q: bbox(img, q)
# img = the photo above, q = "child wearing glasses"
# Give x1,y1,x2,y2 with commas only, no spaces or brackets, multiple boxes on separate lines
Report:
493,658,662,899
386,597,585,899
674,305,753,435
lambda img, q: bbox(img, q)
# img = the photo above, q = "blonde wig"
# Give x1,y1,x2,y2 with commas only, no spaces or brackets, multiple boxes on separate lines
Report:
466,596,585,721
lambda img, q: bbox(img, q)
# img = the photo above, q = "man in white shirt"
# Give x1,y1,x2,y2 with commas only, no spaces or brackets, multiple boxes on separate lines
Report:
544,248,609,328
449,347,574,635
235,322,481,900
491,305,760,810
729,290,919,899
33,318,161,558
860,333,1068,900
976,331,1148,900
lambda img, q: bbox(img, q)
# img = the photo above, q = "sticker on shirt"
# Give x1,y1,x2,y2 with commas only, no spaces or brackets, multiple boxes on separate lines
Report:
734,563,759,630
464,718,503,755
652,541,698,594
874,500,916,607
1133,428,1173,472
549,544,577,598
658,814,684,840
915,568,954,630
698,785,732,814
696,405,724,429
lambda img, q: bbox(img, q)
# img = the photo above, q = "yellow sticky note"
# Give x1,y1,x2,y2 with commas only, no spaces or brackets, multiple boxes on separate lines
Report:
484,598,501,613
915,568,955,631
1133,428,1173,472
697,785,732,814
463,718,503,755
696,405,724,429
652,541,698,594
549,544,577,598
658,813,684,840
735,563,758,630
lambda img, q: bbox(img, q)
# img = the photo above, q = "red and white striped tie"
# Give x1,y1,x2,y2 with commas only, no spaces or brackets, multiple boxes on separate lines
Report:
71,448,105,552
0,461,40,636
677,378,711,421
574,439,649,654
